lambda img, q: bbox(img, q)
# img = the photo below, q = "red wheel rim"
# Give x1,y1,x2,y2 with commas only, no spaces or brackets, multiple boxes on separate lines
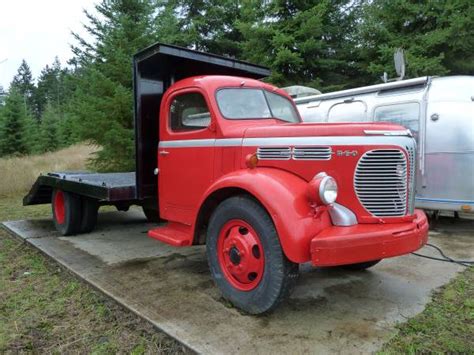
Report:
217,219,265,291
54,190,65,225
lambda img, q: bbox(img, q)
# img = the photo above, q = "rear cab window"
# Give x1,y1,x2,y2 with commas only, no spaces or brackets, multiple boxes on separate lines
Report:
169,92,211,131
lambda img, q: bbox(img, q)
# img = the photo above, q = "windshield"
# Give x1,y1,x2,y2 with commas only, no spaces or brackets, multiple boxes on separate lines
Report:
216,88,299,123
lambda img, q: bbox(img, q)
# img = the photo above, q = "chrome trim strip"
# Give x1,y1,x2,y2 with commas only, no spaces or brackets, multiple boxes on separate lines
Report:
416,197,474,204
159,138,242,148
293,77,429,105
159,139,215,148
216,138,243,147
364,129,412,137
159,136,415,148
242,136,414,147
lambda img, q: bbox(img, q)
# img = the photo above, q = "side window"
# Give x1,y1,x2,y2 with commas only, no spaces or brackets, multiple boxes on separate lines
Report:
170,92,211,131
374,103,420,141
328,101,368,122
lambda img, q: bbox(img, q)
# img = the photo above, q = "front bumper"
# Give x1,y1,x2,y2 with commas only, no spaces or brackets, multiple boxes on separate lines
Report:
310,209,429,266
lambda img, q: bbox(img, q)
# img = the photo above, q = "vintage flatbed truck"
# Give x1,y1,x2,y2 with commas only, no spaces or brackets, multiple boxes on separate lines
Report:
24,43,429,314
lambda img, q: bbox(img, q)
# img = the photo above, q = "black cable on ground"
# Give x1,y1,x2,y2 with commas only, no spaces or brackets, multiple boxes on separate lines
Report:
412,243,474,267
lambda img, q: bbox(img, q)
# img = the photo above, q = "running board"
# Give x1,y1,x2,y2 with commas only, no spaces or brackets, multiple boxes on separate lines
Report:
148,222,193,247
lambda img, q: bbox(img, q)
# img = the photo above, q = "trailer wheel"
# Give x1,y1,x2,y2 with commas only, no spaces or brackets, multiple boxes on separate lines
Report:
207,196,299,314
52,189,81,236
341,259,381,271
80,197,99,233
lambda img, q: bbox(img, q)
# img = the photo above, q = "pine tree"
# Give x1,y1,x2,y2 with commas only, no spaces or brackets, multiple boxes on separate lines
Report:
359,0,474,81
38,103,60,152
34,57,65,119
70,0,159,171
0,85,6,106
0,89,28,156
23,113,42,154
166,0,245,57
10,60,36,116
239,0,364,91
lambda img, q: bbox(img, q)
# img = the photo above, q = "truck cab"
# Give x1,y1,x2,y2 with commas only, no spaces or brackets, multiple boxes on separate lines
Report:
25,43,429,314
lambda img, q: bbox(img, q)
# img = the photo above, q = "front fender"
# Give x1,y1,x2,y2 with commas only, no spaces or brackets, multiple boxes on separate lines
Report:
201,168,332,263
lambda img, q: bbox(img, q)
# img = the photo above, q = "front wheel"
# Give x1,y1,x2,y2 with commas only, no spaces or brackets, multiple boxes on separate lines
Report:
206,196,298,314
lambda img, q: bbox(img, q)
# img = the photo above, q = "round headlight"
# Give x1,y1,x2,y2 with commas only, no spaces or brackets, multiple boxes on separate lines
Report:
319,176,338,205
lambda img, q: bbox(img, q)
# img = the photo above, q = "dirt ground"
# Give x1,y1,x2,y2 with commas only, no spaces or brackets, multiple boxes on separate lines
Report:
3,210,473,354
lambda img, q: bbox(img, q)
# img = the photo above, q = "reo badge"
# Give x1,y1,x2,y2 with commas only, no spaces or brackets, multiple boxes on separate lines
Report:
336,150,358,157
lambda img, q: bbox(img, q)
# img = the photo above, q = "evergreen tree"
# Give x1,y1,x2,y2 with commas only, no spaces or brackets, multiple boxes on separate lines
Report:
70,0,159,171
165,0,246,57
359,0,474,81
39,103,60,152
239,0,364,91
0,89,28,156
23,113,42,154
0,85,6,106
10,60,36,115
34,57,65,119
57,112,81,148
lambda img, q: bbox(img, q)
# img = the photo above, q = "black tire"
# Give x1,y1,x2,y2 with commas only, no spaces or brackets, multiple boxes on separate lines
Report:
341,259,381,271
80,197,99,233
51,189,81,236
142,206,161,223
207,196,299,314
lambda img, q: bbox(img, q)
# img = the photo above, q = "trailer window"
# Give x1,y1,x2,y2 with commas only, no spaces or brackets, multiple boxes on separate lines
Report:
374,102,420,139
327,101,368,122
170,92,211,131
216,88,299,123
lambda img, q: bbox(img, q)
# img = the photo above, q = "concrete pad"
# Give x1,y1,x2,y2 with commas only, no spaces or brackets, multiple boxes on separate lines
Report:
3,212,473,354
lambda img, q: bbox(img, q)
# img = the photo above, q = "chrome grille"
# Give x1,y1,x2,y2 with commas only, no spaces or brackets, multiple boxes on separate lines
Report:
355,149,408,217
293,147,332,160
257,147,291,160
406,145,416,214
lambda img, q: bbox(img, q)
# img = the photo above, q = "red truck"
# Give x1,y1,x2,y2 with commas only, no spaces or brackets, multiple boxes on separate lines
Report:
25,43,429,314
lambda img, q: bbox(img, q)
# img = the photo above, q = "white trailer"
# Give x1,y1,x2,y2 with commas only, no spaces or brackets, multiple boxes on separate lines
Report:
292,76,474,214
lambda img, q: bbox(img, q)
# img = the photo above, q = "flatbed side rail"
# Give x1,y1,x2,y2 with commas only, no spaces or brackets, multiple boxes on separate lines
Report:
23,172,137,206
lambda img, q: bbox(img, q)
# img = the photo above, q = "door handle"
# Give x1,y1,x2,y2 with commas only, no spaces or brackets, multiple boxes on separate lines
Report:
159,150,170,156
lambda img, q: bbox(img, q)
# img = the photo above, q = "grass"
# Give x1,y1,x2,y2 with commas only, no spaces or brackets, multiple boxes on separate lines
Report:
0,146,186,353
0,143,96,198
381,267,474,353
0,228,185,353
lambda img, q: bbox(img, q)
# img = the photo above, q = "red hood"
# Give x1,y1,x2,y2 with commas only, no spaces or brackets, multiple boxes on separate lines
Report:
242,122,408,138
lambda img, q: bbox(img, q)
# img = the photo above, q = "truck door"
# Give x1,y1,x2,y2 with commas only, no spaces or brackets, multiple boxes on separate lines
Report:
158,88,215,225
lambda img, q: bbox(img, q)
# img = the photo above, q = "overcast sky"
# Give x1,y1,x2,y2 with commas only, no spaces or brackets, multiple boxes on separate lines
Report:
0,0,98,90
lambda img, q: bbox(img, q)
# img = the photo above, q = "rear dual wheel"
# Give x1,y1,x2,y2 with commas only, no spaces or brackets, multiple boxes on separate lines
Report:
207,196,299,314
52,189,98,236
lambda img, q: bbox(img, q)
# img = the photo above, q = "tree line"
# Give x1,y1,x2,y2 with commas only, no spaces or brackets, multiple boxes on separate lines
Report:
0,0,472,170
0,58,80,157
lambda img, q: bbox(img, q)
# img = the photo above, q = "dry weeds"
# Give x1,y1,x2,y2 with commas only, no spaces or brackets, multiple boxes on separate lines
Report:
0,144,97,198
